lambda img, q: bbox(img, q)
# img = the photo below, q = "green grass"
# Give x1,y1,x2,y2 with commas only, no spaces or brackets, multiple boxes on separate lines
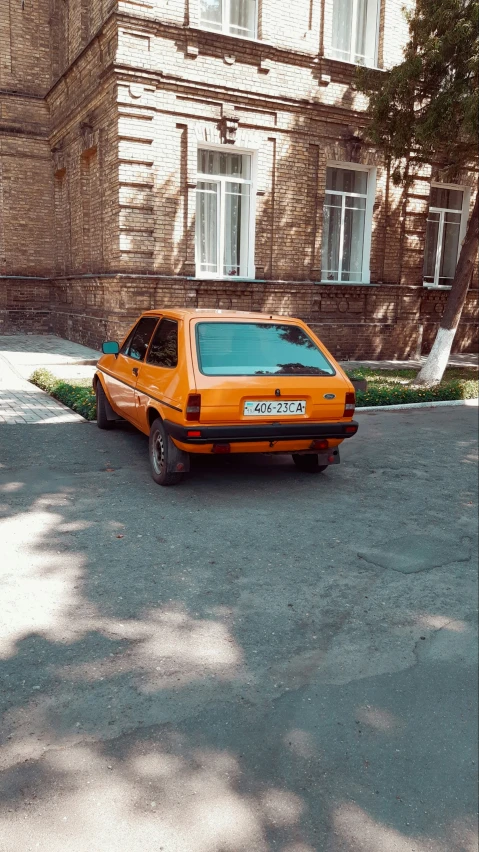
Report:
346,367,479,408
30,366,478,419
30,369,96,421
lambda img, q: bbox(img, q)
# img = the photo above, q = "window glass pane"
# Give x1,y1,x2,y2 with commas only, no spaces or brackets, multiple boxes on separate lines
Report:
444,212,461,225
147,319,178,368
423,217,439,280
341,204,365,281
354,0,378,64
321,203,341,281
332,0,353,59
224,182,250,276
430,186,463,211
439,220,461,284
200,0,222,29
324,192,342,208
197,150,251,180
229,0,256,37
196,323,335,376
127,317,158,362
326,167,368,195
345,195,366,211
196,182,219,274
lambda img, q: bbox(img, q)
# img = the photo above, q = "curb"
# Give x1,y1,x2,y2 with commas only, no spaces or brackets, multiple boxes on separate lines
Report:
356,399,478,413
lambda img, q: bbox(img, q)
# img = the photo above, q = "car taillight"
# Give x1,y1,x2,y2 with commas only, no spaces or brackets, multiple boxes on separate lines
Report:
343,391,355,417
311,439,329,451
186,393,201,421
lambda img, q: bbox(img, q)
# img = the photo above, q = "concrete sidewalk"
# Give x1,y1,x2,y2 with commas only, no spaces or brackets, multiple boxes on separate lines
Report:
0,354,85,424
0,334,100,382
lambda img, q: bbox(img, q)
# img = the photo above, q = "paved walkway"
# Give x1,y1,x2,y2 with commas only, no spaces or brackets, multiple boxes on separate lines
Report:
0,334,100,379
342,353,478,370
0,355,85,424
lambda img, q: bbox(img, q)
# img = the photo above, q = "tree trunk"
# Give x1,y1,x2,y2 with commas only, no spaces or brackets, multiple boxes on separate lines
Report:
416,191,479,386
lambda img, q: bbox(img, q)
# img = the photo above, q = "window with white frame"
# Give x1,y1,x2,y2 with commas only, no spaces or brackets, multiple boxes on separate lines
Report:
196,149,254,278
331,0,379,67
423,186,465,287
200,0,257,39
321,166,373,283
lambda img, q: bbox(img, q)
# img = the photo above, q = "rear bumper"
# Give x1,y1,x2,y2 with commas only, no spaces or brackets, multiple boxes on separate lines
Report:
164,419,358,445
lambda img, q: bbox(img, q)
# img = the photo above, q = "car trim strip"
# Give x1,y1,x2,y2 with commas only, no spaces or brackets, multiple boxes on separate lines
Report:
97,367,183,413
164,419,359,444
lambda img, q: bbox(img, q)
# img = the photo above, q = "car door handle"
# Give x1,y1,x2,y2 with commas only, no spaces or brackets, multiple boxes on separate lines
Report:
132,367,139,377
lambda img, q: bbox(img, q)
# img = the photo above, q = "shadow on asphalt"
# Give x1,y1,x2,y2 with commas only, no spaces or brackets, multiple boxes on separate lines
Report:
0,410,478,850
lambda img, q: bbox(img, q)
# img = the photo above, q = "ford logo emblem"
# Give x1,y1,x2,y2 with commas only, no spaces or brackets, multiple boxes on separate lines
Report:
324,393,336,399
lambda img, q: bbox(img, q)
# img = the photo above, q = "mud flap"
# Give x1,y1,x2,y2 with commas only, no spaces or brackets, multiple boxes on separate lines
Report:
104,393,124,422
322,448,340,465
167,437,191,473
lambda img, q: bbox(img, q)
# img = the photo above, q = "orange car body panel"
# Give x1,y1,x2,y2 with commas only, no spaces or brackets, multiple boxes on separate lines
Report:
95,309,357,454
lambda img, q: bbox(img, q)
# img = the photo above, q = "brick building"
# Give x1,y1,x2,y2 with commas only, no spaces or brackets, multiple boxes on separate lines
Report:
0,0,477,358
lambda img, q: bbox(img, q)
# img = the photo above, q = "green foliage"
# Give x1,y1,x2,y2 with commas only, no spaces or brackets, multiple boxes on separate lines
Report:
356,0,479,179
30,369,97,421
346,367,479,406
30,367,478,418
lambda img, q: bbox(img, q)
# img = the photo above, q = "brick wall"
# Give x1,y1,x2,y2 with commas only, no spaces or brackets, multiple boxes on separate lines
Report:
0,0,477,358
47,275,478,358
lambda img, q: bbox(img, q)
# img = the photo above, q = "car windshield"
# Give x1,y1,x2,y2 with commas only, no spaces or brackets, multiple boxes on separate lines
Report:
196,322,335,376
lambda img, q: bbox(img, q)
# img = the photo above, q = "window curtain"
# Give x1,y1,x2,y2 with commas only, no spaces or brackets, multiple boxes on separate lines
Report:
197,183,219,274
200,0,222,29
230,0,256,37
342,197,366,282
332,0,353,59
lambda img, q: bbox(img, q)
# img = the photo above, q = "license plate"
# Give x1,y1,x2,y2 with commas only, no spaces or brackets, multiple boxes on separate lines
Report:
243,400,306,416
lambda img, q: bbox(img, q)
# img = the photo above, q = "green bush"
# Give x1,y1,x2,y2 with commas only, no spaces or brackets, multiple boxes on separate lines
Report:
30,366,478,419
30,369,96,421
345,367,478,408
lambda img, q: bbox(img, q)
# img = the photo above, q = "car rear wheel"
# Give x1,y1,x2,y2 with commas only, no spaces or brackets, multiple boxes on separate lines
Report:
96,382,114,430
292,453,328,474
149,418,184,486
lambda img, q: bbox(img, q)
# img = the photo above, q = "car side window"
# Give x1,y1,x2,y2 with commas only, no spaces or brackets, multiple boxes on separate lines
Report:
123,317,159,361
147,319,178,368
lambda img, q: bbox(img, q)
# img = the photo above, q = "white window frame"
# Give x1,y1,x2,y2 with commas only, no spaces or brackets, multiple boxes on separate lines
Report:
199,0,258,40
195,144,257,280
321,161,376,285
329,0,380,68
423,182,470,289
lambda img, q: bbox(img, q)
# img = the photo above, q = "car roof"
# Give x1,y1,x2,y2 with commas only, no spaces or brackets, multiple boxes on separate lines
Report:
140,308,301,322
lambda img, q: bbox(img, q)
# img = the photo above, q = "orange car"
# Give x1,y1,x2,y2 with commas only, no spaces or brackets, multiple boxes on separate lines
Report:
93,309,358,486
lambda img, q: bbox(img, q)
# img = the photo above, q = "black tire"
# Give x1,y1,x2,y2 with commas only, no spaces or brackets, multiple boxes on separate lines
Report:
96,381,114,430
149,418,183,486
292,453,328,474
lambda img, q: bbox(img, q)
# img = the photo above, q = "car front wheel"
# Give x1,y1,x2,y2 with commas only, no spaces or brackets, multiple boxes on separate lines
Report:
292,454,328,474
149,418,184,486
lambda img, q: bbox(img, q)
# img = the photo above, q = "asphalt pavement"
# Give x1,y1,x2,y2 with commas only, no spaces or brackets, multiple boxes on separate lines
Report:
0,407,477,852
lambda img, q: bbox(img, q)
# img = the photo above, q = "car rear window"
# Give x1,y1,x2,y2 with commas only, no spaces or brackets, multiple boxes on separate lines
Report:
196,322,335,377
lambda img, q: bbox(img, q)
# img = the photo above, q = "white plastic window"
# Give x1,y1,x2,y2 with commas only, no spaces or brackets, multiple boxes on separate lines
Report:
423,186,465,287
196,149,254,279
200,0,257,39
331,0,379,67
321,166,373,283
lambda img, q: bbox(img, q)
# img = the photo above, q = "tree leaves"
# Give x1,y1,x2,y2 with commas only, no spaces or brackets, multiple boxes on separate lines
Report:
357,0,479,180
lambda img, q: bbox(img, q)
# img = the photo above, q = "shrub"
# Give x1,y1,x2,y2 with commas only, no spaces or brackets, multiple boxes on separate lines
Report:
347,369,478,408
30,369,96,421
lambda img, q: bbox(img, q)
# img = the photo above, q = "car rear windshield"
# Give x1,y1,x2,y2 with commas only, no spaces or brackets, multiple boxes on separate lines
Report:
196,322,335,377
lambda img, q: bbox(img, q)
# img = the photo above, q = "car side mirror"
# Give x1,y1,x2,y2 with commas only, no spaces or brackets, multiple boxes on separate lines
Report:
102,341,120,356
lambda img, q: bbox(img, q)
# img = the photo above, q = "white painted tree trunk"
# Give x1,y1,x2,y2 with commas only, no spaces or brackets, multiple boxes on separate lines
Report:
415,326,457,386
